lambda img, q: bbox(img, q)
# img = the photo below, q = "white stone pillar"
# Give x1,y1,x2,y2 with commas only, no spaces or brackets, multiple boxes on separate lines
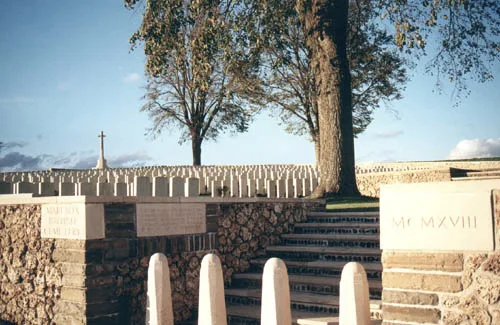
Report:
339,262,371,325
261,258,291,325
146,253,174,325
198,254,227,325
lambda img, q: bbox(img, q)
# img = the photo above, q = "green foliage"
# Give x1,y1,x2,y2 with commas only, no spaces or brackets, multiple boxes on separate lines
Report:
259,1,408,144
376,0,500,99
124,0,261,164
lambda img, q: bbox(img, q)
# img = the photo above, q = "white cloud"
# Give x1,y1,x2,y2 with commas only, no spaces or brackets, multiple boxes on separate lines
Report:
375,130,403,139
123,73,141,83
448,138,500,159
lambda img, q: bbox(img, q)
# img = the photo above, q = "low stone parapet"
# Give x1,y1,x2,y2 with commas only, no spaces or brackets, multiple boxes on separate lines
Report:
0,195,323,324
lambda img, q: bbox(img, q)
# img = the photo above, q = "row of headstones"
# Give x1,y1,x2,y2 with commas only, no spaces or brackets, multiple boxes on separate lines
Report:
0,175,317,198
147,253,371,325
0,164,320,183
0,176,198,197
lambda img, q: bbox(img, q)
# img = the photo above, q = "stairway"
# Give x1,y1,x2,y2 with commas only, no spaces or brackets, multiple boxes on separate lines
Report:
451,168,500,181
225,210,383,325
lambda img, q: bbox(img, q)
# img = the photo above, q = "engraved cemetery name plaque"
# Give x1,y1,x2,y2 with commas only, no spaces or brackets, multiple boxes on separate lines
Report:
380,181,496,251
136,203,206,237
41,203,105,240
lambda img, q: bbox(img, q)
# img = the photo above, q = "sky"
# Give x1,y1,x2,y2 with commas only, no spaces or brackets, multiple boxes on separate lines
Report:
1,1,499,172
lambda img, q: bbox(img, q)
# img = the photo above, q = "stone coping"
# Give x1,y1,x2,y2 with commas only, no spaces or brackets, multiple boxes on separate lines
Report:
357,167,451,175
381,178,499,191
0,193,325,205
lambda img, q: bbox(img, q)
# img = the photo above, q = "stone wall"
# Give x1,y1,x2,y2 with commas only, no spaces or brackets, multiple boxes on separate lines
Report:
0,205,62,324
0,197,322,324
357,168,451,197
381,190,500,324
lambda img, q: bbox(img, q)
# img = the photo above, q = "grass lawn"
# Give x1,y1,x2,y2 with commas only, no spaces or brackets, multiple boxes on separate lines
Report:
325,195,379,212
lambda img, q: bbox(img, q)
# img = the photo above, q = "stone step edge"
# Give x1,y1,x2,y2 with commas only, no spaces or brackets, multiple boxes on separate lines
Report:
225,301,382,324
451,175,500,181
297,317,382,325
307,211,379,217
225,303,333,325
266,245,382,255
294,222,380,228
226,288,383,306
281,233,380,241
248,258,383,271
466,170,500,176
231,273,383,288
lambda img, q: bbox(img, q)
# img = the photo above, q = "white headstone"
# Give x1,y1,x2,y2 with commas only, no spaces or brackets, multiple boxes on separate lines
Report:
248,179,256,197
78,182,96,196
146,253,174,325
293,179,303,198
169,177,184,197
0,181,12,194
198,254,227,325
239,177,248,198
16,182,35,194
97,183,114,196
339,262,370,325
114,182,127,196
59,182,76,196
266,180,277,198
135,176,152,197
153,177,169,197
185,178,199,197
261,258,291,325
276,179,286,198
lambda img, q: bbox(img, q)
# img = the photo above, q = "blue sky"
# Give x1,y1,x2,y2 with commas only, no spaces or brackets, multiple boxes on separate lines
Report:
1,1,499,171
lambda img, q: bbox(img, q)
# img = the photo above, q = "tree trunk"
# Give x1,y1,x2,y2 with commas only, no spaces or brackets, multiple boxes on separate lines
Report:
313,134,320,166
301,0,359,197
191,132,202,166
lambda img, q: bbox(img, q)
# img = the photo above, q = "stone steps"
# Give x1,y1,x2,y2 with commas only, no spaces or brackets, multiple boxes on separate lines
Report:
265,245,381,263
466,170,500,177
451,168,500,181
452,175,500,181
293,222,379,235
225,301,383,325
281,233,380,248
306,211,380,224
248,258,382,279
226,303,335,325
230,273,382,298
225,210,382,324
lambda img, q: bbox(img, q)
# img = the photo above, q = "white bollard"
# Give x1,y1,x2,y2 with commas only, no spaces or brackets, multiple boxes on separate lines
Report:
198,254,227,325
261,258,291,325
339,262,371,325
146,253,174,325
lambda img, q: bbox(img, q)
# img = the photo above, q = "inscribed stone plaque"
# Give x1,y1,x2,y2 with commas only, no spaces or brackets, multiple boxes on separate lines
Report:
41,203,105,240
136,203,206,237
380,182,495,251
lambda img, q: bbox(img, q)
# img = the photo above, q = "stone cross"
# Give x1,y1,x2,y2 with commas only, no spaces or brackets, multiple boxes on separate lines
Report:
95,131,108,169
98,131,105,157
